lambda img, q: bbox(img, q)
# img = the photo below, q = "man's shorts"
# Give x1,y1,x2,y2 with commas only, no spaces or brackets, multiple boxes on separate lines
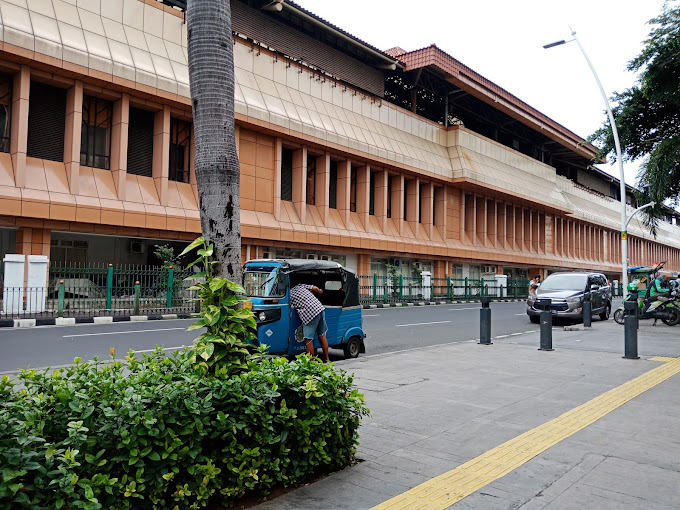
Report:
302,311,328,340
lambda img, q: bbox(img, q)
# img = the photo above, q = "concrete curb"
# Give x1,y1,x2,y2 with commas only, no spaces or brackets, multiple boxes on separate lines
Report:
0,313,199,328
361,299,526,309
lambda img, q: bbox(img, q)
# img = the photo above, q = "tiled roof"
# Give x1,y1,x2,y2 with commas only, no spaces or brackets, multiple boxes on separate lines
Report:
396,45,600,161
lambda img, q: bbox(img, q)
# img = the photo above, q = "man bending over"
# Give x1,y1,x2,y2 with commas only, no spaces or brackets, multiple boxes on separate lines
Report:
290,283,329,362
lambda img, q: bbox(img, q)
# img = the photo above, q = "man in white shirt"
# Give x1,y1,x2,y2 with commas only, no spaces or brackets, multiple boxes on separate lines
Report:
290,283,329,362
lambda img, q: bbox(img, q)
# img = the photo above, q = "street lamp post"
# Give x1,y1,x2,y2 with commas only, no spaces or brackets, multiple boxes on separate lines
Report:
544,31,629,292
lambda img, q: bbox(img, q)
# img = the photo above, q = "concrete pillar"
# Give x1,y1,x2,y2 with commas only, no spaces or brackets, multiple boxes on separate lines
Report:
337,159,351,227
64,80,83,194
111,93,129,200
392,174,404,235
292,147,306,224
153,105,170,206
274,138,282,220
10,65,30,188
356,164,370,230
316,153,330,225
434,185,446,241
375,169,388,232
421,181,433,238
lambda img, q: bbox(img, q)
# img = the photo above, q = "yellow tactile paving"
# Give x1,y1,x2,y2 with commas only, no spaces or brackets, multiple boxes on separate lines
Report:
371,357,680,510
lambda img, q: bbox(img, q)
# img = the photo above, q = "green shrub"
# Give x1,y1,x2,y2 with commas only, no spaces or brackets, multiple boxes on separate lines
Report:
0,350,369,509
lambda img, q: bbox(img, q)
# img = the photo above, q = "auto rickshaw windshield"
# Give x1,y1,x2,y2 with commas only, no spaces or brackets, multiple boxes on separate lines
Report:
243,269,287,298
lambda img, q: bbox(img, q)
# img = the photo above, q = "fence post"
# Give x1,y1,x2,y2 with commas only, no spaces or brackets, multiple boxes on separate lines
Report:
373,273,377,302
399,274,403,301
57,280,65,318
383,277,387,304
484,284,488,297
166,266,174,309
106,263,113,309
465,277,469,298
447,276,451,299
133,281,140,315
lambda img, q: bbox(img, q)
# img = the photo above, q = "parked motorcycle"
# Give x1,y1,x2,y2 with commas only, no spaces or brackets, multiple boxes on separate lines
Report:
614,281,680,326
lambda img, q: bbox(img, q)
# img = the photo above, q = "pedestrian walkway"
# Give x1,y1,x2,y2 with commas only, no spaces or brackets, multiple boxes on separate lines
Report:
255,319,680,509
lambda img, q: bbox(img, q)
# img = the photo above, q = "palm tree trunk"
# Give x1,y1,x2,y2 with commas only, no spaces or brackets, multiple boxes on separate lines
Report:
187,0,242,282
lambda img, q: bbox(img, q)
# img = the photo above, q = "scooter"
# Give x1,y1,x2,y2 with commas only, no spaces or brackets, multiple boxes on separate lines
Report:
614,285,680,326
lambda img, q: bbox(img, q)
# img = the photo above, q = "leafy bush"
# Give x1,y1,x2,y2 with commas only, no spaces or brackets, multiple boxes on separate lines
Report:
0,350,368,509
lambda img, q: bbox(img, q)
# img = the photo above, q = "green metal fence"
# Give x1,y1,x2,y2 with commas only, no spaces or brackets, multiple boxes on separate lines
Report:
0,262,198,318
359,275,530,304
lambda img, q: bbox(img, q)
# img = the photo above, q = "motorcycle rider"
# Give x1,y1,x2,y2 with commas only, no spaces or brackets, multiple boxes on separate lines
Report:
647,272,671,312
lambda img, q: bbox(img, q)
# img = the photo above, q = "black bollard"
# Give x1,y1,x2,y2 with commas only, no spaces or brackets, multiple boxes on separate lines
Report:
630,290,639,330
538,298,553,351
479,296,492,345
623,299,639,359
583,291,592,328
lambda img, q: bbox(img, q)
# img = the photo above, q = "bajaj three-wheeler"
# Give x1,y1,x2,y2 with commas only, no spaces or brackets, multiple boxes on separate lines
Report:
242,259,366,359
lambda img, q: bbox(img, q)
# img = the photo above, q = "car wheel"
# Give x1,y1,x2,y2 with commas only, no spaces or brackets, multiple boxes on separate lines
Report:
599,303,611,321
613,308,625,325
529,315,539,324
343,336,361,359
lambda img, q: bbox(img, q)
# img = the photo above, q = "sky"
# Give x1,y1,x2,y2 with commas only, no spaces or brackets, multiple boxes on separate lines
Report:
292,0,667,188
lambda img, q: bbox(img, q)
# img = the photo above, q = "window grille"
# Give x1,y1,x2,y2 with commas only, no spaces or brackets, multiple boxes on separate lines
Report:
281,147,293,201
306,153,316,205
329,160,337,209
169,118,191,183
350,166,357,212
387,175,392,218
27,81,66,162
0,75,11,153
80,95,112,169
369,171,376,216
127,107,154,177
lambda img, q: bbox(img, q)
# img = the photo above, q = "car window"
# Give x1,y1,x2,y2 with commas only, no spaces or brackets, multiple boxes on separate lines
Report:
540,274,588,291
598,276,608,287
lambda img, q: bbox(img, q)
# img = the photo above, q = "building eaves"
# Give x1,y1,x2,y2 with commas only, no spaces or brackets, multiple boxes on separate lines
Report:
282,1,402,69
397,44,601,161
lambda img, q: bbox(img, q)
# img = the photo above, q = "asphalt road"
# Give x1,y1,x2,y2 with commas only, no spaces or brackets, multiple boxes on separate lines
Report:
0,300,623,374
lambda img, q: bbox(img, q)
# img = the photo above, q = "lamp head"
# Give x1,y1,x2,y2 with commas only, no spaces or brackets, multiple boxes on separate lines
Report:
543,40,567,49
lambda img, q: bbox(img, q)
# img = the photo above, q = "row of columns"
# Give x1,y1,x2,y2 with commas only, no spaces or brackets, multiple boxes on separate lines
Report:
274,140,447,236
9,65,193,205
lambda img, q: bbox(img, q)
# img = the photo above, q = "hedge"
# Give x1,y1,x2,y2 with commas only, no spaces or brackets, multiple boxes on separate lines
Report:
0,349,369,509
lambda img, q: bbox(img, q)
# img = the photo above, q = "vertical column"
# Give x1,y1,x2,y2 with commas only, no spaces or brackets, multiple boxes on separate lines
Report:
337,160,351,227
189,123,196,186
434,185,446,241
375,169,388,232
273,138,282,220
407,178,418,236
316,153,330,225
356,164,370,230
393,174,404,236
153,105,170,206
10,65,30,188
64,80,83,194
421,182,433,238
16,227,50,256
111,93,129,201
292,147,307,224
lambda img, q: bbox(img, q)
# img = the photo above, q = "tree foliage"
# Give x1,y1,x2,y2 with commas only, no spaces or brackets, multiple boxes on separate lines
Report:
589,2,680,225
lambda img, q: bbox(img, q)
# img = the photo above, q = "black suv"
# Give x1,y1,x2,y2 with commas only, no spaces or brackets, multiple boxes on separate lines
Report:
526,272,612,324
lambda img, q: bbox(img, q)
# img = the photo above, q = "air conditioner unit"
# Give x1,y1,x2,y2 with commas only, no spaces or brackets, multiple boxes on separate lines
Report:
390,258,402,267
261,251,272,259
130,241,145,254
482,265,496,274
306,254,317,260
320,255,330,261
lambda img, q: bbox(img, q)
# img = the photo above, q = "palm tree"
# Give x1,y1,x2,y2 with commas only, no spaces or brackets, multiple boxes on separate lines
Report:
187,0,242,282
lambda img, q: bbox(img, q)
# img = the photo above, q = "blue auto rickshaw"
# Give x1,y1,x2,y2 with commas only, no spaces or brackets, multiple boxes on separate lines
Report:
242,259,366,358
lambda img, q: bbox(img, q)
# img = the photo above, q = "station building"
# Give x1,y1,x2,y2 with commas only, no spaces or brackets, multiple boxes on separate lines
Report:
0,0,679,283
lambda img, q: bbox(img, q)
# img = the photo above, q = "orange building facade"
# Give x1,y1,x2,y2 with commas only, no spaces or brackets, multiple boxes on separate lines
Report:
0,0,679,284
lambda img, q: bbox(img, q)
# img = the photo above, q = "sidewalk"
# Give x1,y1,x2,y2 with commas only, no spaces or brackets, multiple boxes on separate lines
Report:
255,319,680,509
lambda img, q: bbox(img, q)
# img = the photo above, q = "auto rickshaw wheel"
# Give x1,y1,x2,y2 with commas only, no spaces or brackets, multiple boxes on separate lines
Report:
343,336,361,359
